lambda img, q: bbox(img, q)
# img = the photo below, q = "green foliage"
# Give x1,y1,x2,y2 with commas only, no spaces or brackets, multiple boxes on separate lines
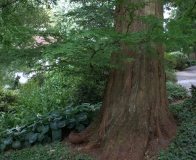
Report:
159,85,196,159
164,53,177,82
164,52,177,70
0,90,19,112
18,73,77,114
165,69,177,83
166,82,188,100
189,60,196,66
73,76,107,105
67,0,114,30
0,103,101,151
164,0,196,53
18,71,106,113
0,0,52,49
0,142,93,160
169,52,190,70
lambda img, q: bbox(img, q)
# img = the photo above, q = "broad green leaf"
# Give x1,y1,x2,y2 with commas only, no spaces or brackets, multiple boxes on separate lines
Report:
12,141,21,149
76,124,85,132
52,129,62,142
29,133,38,143
25,132,38,143
37,125,49,134
4,137,13,145
53,116,62,121
0,138,5,143
57,120,67,128
69,118,75,123
50,122,58,130
42,136,51,144
25,132,34,141
67,123,75,129
38,133,45,142
24,141,31,147
51,113,61,117
0,144,6,151
76,113,87,122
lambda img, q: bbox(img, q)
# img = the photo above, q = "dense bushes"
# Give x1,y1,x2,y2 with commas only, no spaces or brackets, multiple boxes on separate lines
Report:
0,90,19,112
164,52,177,82
164,52,177,70
164,52,190,71
18,73,79,114
73,76,107,105
0,102,100,151
19,71,107,113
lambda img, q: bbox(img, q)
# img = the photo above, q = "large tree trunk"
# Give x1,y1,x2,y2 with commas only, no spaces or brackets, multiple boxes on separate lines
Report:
69,0,177,159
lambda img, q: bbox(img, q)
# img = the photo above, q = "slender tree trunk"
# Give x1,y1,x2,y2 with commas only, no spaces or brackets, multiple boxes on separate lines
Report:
69,0,177,159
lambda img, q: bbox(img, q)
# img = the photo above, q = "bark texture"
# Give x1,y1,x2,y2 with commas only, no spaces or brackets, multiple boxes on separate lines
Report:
69,0,177,159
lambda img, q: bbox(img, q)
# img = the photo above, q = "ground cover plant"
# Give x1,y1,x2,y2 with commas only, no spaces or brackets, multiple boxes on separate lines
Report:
159,85,196,159
0,142,93,160
166,82,188,100
0,99,100,152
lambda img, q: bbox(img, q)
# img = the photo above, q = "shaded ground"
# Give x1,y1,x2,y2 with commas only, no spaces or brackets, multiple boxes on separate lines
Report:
176,66,196,92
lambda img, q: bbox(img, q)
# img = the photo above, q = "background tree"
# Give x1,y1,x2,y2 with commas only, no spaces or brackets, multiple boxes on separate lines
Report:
0,0,56,87
164,0,196,54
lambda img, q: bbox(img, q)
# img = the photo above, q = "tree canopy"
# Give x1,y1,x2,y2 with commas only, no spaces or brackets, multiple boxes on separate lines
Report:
0,0,195,76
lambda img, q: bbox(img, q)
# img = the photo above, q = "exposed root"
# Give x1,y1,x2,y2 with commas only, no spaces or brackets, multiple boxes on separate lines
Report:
69,131,86,144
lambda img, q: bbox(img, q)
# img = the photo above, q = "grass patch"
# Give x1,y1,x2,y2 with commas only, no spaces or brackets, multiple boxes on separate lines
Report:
0,142,93,160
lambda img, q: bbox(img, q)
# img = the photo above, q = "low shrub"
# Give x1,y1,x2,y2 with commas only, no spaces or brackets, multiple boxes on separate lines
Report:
164,52,177,70
73,76,107,105
170,52,190,70
189,60,196,66
0,103,101,152
166,82,188,100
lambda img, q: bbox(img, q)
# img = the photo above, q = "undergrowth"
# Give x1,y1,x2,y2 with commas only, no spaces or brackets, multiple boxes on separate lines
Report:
159,85,196,159
166,81,188,100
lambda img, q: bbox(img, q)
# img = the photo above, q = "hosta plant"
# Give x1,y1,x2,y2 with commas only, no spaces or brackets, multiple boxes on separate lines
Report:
0,103,101,152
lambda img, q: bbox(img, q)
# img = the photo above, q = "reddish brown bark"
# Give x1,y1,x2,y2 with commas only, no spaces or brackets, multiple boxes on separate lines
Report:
69,0,177,159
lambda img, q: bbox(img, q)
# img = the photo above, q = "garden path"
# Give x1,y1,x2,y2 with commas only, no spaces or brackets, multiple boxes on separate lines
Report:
176,65,196,92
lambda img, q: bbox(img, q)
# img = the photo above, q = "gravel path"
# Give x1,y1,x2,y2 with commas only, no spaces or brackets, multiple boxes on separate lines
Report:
176,66,196,91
